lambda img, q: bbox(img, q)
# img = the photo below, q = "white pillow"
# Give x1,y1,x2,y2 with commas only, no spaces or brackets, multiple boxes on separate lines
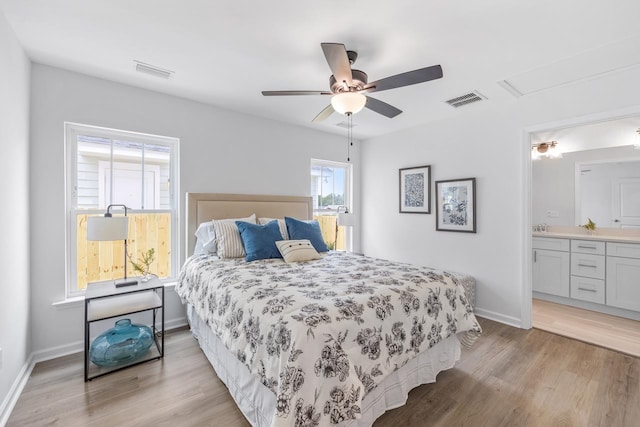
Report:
258,217,289,240
276,239,321,263
194,214,256,256
194,222,217,255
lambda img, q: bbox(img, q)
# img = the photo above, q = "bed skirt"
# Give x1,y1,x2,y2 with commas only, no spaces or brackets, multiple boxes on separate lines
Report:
187,305,461,427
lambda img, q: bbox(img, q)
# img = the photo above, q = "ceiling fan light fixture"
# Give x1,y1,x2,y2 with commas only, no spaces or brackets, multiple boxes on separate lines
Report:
331,92,366,115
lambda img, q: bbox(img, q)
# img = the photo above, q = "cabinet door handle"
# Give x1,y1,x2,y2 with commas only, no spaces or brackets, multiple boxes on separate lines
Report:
577,245,596,250
534,250,537,263
577,263,597,268
577,287,597,293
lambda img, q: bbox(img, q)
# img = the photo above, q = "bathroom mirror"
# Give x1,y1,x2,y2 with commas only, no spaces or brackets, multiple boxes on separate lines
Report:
532,145,640,228
576,159,640,229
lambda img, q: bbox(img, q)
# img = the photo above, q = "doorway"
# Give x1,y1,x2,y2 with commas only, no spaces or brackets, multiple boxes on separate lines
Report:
523,106,640,354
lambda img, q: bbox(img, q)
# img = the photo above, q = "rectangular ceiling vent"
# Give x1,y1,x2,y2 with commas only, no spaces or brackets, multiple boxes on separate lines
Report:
336,121,358,129
445,91,486,108
134,61,174,79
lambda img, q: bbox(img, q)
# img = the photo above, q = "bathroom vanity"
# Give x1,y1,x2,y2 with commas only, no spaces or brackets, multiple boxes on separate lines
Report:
533,230,640,320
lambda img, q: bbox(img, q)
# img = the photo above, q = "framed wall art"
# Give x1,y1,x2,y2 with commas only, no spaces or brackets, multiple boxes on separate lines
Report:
435,177,476,232
399,165,431,214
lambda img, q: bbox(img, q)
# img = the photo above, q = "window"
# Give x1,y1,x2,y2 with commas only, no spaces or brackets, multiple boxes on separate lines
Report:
310,159,352,251
65,123,179,297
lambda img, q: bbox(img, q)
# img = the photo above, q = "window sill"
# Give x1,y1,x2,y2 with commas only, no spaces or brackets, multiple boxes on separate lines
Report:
53,281,177,310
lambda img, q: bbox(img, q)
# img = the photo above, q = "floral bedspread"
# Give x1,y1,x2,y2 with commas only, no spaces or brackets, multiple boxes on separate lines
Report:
176,251,482,427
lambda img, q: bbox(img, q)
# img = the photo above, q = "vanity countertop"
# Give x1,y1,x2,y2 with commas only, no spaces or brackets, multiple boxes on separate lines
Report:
532,231,640,244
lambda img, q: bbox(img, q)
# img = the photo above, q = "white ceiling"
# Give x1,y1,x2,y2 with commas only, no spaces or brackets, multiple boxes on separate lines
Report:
2,0,640,140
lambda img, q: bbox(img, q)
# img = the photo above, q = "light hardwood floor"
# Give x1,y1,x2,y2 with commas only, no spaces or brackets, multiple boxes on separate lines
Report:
8,318,640,427
533,298,640,358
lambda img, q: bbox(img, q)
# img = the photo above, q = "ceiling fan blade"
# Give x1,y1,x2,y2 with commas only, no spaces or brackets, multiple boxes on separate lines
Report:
365,96,402,118
312,104,335,122
321,43,353,89
262,90,332,96
365,65,443,93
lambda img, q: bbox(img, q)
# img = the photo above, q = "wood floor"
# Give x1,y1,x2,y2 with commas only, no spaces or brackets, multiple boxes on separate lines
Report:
8,318,640,427
533,298,640,358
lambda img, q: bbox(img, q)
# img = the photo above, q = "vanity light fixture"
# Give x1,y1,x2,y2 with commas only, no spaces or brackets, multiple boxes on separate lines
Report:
531,141,562,160
635,128,640,149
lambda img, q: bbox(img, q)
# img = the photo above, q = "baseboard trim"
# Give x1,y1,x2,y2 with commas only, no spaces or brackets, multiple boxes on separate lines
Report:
1,316,188,425
32,340,83,363
165,317,188,331
0,354,35,427
32,316,188,364
474,307,522,329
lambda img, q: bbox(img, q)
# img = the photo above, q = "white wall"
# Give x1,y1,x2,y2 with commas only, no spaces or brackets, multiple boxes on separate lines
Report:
361,66,640,326
532,146,640,227
29,64,360,355
0,11,31,419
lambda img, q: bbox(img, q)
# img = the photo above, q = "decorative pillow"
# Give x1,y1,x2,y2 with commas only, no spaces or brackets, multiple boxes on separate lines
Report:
236,220,283,262
194,214,257,256
208,214,256,257
276,239,321,263
194,221,217,255
284,217,329,252
212,214,256,258
258,217,289,240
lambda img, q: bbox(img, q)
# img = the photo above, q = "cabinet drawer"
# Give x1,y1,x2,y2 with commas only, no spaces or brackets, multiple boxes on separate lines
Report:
570,276,605,304
571,253,605,279
571,240,605,255
607,242,640,259
532,237,569,252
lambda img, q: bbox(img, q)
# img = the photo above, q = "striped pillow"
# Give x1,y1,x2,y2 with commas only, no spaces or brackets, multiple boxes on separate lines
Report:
258,217,289,240
276,239,321,263
213,220,248,258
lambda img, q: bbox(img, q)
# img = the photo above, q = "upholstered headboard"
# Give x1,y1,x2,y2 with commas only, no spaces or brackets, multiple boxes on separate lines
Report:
185,193,313,256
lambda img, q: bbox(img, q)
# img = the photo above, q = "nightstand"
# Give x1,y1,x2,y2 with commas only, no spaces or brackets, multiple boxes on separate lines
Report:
84,277,164,381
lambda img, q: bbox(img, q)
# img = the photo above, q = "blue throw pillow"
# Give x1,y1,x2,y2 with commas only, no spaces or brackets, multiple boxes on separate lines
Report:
236,220,283,262
284,217,329,252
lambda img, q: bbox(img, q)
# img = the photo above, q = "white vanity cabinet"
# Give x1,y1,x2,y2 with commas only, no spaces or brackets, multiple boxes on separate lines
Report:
606,242,640,312
533,234,640,319
570,240,606,304
532,237,570,297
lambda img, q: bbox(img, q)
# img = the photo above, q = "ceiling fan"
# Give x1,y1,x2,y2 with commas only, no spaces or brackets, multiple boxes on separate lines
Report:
261,42,443,122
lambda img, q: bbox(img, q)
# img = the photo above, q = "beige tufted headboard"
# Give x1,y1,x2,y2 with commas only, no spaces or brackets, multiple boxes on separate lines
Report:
185,193,313,256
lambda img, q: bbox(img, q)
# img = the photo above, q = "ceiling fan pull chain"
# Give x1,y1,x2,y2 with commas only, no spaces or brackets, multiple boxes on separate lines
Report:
347,112,352,162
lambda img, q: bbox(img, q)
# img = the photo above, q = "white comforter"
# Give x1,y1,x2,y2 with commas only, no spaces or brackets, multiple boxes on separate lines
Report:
176,251,481,427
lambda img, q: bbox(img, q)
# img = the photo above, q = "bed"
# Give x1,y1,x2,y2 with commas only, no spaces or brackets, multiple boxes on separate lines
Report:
177,193,482,427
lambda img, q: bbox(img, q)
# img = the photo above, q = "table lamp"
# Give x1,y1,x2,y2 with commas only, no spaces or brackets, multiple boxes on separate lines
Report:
87,204,137,287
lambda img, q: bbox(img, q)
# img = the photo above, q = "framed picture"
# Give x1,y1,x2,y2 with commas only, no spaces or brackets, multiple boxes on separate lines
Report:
435,178,476,233
399,165,431,214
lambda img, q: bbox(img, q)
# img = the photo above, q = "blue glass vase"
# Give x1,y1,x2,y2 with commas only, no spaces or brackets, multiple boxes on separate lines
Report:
90,319,154,367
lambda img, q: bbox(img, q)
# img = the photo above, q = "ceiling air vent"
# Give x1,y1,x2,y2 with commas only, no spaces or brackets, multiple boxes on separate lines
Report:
445,91,486,108
134,61,174,79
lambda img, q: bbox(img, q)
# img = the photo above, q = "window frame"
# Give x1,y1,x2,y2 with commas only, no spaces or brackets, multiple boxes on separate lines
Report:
65,122,180,298
310,158,353,251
